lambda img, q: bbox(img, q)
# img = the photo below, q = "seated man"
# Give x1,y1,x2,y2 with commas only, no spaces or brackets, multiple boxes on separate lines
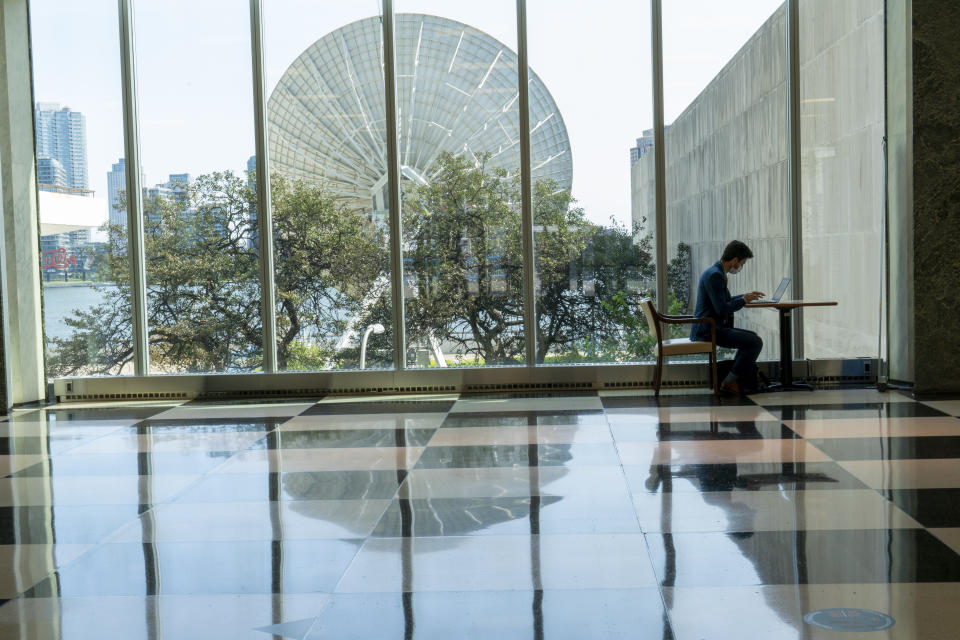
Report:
691,240,765,395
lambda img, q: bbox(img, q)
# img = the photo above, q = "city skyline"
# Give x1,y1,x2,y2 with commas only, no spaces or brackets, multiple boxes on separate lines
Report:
29,0,782,228
34,101,89,192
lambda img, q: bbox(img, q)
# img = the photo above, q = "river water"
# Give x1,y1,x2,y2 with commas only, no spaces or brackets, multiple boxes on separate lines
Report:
43,283,113,342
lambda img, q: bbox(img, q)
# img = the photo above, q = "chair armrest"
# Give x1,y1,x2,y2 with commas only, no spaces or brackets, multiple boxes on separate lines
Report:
658,316,716,343
659,316,712,325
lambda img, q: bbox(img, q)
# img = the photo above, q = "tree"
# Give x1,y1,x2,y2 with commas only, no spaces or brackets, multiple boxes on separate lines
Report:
668,241,693,313
47,159,691,376
47,171,385,376
387,152,658,365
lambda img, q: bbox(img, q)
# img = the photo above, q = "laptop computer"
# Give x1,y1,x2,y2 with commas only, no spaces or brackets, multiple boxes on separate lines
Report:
752,277,790,304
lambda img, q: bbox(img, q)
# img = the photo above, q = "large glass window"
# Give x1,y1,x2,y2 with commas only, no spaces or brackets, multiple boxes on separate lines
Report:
528,0,655,364
134,1,261,374
31,0,886,386
30,0,133,377
799,0,884,359
661,0,787,361
395,2,525,368
265,3,393,371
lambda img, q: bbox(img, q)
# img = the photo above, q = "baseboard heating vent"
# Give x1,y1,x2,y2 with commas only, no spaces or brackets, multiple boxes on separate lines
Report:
320,385,458,396
602,380,710,389
61,392,190,402
193,385,459,400
464,381,594,392
806,375,876,384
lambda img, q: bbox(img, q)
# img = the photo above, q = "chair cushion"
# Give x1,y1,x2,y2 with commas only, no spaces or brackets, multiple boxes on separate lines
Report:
661,338,715,356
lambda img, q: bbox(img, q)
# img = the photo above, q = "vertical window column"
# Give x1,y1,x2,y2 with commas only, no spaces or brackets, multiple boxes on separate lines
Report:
0,0,45,404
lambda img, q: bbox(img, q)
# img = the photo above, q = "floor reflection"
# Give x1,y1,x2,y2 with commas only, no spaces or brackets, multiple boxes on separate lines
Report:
4,390,960,638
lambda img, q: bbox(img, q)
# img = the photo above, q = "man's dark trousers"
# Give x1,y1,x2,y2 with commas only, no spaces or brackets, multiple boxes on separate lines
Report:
715,327,763,384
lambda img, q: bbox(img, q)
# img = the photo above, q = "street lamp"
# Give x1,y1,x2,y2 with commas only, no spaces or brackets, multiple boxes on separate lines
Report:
359,323,385,370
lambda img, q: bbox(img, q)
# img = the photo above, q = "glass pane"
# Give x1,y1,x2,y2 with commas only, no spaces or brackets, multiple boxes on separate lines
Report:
30,1,134,378
800,0,884,359
134,1,261,373
661,0,787,364
396,2,524,368
265,3,393,371
528,0,655,364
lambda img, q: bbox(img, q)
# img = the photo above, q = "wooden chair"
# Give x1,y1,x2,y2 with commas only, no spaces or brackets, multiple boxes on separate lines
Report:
639,298,718,396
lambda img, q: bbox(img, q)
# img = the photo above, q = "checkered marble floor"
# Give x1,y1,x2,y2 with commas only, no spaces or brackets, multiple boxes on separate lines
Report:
0,388,959,639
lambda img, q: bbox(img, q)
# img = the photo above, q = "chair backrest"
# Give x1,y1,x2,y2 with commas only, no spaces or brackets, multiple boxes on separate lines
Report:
639,298,662,344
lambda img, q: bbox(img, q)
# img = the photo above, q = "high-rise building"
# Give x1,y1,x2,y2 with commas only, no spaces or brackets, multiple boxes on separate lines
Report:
146,173,191,203
36,156,67,188
34,102,89,191
629,127,668,166
106,158,147,227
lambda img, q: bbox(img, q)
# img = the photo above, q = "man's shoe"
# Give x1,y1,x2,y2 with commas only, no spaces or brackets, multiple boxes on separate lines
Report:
720,380,742,396
757,370,771,392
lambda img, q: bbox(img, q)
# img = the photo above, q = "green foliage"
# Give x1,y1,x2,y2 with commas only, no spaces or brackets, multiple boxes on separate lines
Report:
47,156,693,376
668,242,693,313
48,171,384,376
394,152,660,365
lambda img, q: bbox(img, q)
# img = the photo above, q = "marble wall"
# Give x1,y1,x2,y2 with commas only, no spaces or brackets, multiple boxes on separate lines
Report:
907,0,960,392
631,1,886,364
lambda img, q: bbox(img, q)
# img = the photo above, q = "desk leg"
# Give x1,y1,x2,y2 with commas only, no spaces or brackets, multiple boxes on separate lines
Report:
764,307,813,392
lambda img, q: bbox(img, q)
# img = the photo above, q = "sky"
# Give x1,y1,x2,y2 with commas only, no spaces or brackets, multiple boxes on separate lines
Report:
29,0,781,227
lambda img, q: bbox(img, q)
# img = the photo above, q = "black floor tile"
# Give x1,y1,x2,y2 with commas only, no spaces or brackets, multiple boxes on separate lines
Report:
0,436,49,455
302,400,455,415
766,403,949,420
414,444,619,469
180,397,323,406
601,394,756,409
42,406,177,421
173,470,407,503
22,539,363,597
808,436,960,460
912,393,960,402
0,505,140,544
886,489,960,527
626,461,871,493
611,421,797,442
307,590,674,640
264,428,436,449
441,411,606,428
647,529,960,587
458,391,599,399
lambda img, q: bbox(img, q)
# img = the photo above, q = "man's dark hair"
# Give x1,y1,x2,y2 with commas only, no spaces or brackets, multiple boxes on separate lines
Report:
722,240,753,262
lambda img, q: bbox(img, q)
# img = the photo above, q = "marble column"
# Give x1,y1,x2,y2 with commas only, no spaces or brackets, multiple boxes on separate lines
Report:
0,0,47,407
887,0,960,393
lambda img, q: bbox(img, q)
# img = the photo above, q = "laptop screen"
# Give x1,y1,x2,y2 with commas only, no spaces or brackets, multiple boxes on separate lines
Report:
770,277,791,301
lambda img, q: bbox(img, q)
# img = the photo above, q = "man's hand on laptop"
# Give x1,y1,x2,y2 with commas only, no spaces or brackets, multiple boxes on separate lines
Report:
744,291,766,303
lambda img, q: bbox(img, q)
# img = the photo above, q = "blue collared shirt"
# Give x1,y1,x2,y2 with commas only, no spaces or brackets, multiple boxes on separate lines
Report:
690,260,745,341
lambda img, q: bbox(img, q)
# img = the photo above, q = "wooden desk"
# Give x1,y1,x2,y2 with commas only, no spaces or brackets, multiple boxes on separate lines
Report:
743,300,838,391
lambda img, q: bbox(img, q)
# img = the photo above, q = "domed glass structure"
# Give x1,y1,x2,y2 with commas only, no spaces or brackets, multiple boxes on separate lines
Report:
267,13,571,214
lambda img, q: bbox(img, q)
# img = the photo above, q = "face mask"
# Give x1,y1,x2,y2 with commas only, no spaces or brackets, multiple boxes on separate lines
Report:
728,263,742,275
